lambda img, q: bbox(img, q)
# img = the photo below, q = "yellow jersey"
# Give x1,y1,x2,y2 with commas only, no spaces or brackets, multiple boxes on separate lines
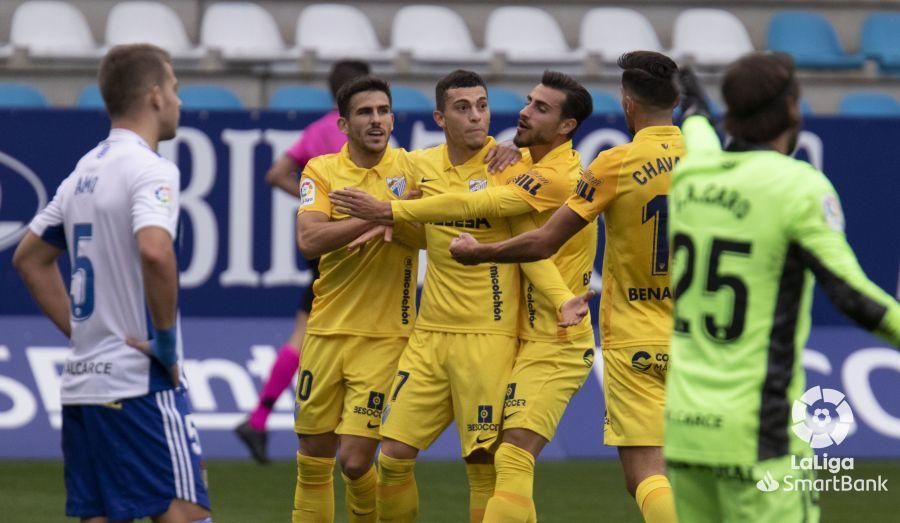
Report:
566,126,684,349
297,144,420,338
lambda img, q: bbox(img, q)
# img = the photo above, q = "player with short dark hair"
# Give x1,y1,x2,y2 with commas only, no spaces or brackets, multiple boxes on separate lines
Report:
13,43,212,523
665,53,900,523
237,59,371,464
447,53,684,522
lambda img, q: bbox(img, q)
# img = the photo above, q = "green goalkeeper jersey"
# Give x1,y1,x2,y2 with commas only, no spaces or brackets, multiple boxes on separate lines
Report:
664,116,900,465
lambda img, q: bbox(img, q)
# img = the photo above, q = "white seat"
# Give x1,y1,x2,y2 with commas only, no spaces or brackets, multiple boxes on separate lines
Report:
671,9,754,66
390,5,489,63
579,8,662,63
105,1,205,59
10,1,100,59
485,7,581,63
201,2,295,61
295,4,394,62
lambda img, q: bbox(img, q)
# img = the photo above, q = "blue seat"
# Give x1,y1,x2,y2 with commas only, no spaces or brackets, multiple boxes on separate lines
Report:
179,85,243,110
800,98,814,115
768,12,864,70
390,85,432,112
0,83,47,108
861,13,900,72
488,87,525,114
77,85,104,109
269,86,332,111
839,92,900,116
590,90,622,115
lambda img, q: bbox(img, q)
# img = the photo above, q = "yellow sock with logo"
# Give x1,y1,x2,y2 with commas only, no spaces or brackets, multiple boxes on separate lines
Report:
293,453,335,523
635,474,677,523
343,465,377,523
377,453,418,522
483,443,537,523
466,463,496,522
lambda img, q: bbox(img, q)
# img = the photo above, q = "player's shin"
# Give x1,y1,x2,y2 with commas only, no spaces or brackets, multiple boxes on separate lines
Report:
343,465,377,523
293,452,336,523
377,452,418,522
483,443,537,523
465,463,496,523
635,474,677,523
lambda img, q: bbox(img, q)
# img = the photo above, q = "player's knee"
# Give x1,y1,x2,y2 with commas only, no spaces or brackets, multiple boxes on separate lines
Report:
339,452,374,480
501,429,546,458
381,438,419,460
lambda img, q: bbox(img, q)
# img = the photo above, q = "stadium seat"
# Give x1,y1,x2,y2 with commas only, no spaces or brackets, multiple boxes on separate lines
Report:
590,90,622,115
391,5,490,63
178,85,244,110
579,8,662,63
10,1,100,59
800,98,814,115
269,86,332,111
105,1,205,59
0,83,48,108
671,9,754,67
861,13,900,73
295,4,393,62
76,85,104,109
201,2,295,61
768,11,864,69
839,92,900,116
390,85,432,112
486,7,581,63
488,87,525,114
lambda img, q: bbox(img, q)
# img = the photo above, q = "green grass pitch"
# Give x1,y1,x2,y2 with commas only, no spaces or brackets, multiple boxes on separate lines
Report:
0,459,896,522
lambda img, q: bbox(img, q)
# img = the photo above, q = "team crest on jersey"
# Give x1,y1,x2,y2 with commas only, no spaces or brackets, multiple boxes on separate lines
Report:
299,179,316,207
469,178,487,192
822,194,845,232
387,176,406,198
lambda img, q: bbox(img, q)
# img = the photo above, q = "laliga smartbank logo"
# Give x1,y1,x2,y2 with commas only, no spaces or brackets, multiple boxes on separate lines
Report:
756,386,889,494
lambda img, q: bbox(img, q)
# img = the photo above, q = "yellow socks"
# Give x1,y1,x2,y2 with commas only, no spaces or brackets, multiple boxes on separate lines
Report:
293,453,335,523
483,443,537,523
343,465,377,523
465,463,496,522
377,453,418,522
635,474,677,523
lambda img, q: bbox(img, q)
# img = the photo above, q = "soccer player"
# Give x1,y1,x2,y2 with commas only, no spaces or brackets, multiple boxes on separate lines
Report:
235,59,371,464
665,54,900,522
291,75,425,523
448,53,684,523
13,44,211,522
331,70,597,522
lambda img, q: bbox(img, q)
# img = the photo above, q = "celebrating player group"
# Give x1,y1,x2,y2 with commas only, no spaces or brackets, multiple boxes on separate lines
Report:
13,40,900,523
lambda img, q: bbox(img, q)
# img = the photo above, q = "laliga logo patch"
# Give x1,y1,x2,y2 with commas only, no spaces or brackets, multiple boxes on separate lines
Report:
469,178,487,192
791,386,854,449
822,194,844,232
154,185,172,205
299,179,316,207
387,176,406,198
0,150,48,252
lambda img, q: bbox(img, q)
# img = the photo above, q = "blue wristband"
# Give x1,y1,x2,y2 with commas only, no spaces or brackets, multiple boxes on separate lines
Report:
152,326,178,368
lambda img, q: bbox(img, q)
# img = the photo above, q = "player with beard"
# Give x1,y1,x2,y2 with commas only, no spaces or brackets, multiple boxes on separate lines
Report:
331,70,597,522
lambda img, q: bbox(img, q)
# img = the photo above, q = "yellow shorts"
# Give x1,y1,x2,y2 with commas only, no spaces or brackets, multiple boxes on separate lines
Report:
294,334,405,439
603,345,669,446
381,330,517,457
502,335,595,442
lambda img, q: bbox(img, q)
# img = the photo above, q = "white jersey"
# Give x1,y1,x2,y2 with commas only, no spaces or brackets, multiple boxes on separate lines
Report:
29,128,183,405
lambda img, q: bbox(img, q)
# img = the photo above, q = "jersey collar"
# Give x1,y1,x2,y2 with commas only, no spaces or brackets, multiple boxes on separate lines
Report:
534,139,574,167
338,142,397,177
441,136,497,172
634,125,682,141
106,127,153,151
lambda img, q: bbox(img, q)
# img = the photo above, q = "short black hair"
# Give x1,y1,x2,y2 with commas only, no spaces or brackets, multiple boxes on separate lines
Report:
722,52,799,144
540,71,593,138
435,69,487,111
336,75,392,118
328,60,370,99
618,51,679,109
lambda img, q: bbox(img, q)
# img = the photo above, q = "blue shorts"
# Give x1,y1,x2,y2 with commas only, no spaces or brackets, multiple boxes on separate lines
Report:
62,388,210,520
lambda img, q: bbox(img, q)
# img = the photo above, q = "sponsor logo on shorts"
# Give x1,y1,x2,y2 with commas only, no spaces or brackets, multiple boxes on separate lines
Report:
631,351,651,372
631,350,668,373
401,257,413,325
352,391,385,418
504,383,525,408
489,265,503,321
475,434,496,444
366,421,380,429
468,405,499,432
583,348,594,367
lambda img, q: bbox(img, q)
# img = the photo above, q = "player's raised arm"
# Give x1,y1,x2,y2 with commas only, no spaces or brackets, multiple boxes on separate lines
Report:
13,231,70,338
450,204,589,264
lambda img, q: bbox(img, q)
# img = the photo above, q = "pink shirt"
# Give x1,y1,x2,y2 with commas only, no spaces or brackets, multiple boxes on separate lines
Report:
285,110,347,169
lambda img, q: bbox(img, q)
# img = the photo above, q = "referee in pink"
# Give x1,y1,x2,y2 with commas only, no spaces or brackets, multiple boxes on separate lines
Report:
236,60,371,463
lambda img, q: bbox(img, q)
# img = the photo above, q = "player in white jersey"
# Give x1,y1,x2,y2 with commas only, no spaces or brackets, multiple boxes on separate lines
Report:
13,44,211,522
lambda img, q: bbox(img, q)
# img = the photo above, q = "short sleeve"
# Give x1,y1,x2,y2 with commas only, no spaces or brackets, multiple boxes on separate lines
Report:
285,131,314,169
507,165,573,213
131,161,180,238
297,162,332,216
29,183,67,249
566,147,625,222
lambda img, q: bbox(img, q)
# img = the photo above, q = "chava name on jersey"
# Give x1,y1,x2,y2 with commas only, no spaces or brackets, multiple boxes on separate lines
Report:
631,155,681,185
673,182,751,219
432,217,492,229
628,287,672,301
